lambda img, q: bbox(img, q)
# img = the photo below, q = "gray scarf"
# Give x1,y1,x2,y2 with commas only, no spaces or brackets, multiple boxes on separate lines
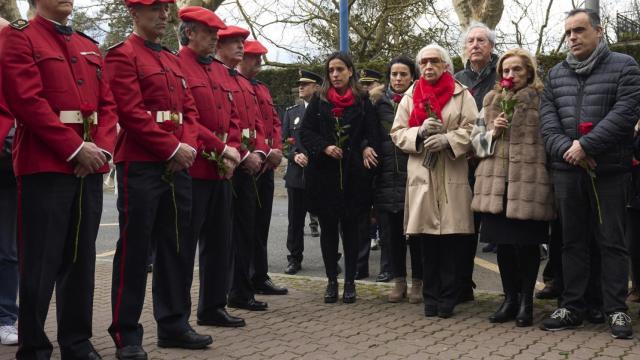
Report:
566,40,609,75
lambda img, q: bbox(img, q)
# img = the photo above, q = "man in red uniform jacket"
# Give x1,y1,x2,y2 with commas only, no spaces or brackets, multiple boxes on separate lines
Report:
214,25,277,310
176,6,247,329
239,40,287,295
0,0,117,358
104,0,211,358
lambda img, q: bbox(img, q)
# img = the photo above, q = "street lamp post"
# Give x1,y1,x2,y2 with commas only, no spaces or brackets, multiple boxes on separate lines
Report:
339,0,349,53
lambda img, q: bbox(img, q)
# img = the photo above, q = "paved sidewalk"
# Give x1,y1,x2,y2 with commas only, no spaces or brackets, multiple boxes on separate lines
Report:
1,260,639,360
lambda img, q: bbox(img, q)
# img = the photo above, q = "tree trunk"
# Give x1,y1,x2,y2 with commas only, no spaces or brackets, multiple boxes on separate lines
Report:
0,0,21,22
452,0,504,30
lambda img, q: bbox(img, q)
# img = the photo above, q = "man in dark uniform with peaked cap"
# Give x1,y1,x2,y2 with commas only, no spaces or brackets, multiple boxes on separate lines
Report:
282,70,322,275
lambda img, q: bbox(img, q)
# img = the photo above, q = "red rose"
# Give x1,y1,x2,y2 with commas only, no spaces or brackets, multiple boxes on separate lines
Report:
578,122,594,136
159,120,177,133
392,94,403,104
331,107,344,118
80,103,95,119
499,77,515,90
287,137,296,145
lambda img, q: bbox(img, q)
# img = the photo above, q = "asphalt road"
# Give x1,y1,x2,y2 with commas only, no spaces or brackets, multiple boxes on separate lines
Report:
95,176,547,293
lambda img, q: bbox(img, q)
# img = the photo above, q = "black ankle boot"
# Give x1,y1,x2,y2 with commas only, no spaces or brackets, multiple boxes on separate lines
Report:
516,293,533,327
343,281,356,303
324,280,338,303
488,294,519,323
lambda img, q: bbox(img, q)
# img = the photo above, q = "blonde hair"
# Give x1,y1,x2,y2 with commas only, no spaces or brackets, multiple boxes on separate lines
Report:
495,48,544,92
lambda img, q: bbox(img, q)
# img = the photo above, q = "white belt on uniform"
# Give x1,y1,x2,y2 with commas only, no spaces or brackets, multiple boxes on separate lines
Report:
147,111,183,124
59,110,99,124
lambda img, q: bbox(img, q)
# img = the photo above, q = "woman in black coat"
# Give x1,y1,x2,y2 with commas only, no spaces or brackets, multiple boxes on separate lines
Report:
300,52,379,303
369,56,423,304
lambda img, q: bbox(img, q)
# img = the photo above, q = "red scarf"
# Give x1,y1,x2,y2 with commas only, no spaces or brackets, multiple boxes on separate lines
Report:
408,71,455,128
327,87,355,111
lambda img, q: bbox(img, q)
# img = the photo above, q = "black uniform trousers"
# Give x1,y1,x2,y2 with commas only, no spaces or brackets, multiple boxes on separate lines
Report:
318,210,359,282
554,170,629,315
253,169,274,284
381,210,422,280
109,162,192,348
229,171,259,302
16,173,102,360
182,179,233,321
286,187,307,264
420,234,467,311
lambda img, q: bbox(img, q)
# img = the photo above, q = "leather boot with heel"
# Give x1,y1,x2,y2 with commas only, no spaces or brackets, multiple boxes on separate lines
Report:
343,281,356,303
388,277,407,303
324,280,338,303
409,279,423,304
489,294,519,323
516,292,533,327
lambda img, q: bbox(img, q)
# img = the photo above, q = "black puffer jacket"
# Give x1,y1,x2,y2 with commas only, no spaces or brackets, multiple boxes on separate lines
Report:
540,47,640,173
370,86,408,213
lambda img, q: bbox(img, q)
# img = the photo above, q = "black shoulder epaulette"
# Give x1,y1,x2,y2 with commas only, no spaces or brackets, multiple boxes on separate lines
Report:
9,19,29,31
162,46,177,55
75,30,99,44
107,41,124,51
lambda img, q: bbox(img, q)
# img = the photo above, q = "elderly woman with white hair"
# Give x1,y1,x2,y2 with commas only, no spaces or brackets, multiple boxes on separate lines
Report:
391,44,477,318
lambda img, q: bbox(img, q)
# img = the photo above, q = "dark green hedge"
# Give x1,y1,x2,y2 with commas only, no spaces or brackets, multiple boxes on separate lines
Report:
258,44,640,113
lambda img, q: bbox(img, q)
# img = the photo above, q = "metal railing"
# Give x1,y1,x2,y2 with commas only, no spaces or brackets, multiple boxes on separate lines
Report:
617,11,640,42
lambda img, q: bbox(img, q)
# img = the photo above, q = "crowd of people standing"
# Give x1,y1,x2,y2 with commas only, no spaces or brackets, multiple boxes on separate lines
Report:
0,0,639,359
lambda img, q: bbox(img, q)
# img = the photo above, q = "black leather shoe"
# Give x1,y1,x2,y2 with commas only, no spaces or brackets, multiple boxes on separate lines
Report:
355,271,369,280
438,307,453,319
489,295,519,323
586,308,605,324
424,304,438,317
83,350,102,360
376,272,393,283
197,308,246,327
285,261,301,275
157,329,212,349
254,278,288,295
115,345,147,360
457,288,475,304
343,282,356,303
228,298,268,311
310,228,320,237
535,285,560,300
324,280,338,303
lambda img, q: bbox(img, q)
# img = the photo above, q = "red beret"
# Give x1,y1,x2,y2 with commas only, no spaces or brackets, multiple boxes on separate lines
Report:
178,6,226,29
217,25,250,41
124,0,174,6
243,40,268,55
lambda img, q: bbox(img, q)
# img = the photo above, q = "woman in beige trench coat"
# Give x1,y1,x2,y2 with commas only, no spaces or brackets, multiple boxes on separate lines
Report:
391,44,477,318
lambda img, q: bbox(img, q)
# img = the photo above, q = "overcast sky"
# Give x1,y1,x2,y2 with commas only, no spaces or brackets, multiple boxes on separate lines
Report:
18,0,633,63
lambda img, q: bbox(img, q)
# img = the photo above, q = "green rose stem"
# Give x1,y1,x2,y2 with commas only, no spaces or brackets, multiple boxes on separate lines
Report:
161,170,180,253
73,116,94,263
581,163,603,224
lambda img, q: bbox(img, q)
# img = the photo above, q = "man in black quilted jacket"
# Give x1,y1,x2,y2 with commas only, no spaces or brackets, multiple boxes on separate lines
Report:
540,8,640,339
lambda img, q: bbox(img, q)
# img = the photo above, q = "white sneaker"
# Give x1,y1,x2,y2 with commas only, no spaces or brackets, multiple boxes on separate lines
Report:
0,325,18,345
